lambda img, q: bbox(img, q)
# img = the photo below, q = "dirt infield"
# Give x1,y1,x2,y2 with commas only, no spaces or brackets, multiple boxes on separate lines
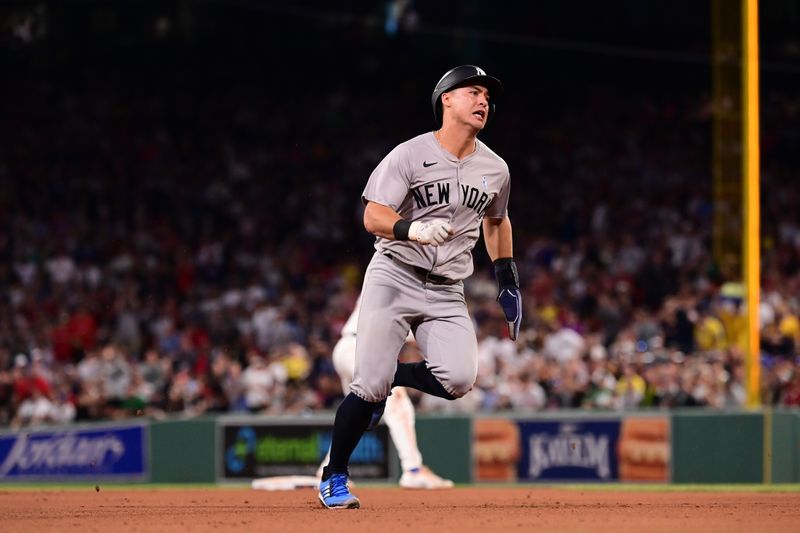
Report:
2,486,799,533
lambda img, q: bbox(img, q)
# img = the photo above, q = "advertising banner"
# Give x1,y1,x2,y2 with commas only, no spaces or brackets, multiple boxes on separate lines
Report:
617,416,671,482
219,420,392,482
0,424,149,481
473,418,522,482
473,415,671,483
517,419,621,481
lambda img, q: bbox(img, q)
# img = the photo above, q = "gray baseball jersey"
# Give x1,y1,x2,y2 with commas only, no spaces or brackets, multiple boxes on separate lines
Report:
362,131,510,281
350,132,511,403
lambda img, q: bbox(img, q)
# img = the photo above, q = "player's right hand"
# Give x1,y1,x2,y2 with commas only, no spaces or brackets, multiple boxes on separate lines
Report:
409,220,453,246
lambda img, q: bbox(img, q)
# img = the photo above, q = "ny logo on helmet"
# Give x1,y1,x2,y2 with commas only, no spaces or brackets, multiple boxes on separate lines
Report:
474,67,485,76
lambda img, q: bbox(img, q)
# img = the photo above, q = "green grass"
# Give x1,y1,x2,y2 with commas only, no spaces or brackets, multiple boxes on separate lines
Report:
1,482,799,492
0,482,247,491
535,483,800,493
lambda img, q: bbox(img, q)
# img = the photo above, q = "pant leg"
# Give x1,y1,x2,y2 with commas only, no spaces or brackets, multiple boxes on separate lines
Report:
350,253,424,402
413,283,478,398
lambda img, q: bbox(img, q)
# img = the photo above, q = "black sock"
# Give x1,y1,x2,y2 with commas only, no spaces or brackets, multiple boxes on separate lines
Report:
392,362,456,400
322,392,376,480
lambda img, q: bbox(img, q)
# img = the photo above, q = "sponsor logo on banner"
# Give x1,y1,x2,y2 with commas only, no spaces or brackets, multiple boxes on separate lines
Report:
0,424,148,480
517,421,620,481
617,416,671,482
219,422,391,481
473,418,521,482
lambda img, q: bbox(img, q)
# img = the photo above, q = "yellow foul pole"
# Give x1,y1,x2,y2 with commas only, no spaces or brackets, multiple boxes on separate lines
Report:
742,0,760,407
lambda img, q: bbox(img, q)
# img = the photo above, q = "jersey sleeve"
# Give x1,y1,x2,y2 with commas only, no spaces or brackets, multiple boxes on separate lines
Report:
484,161,511,218
361,144,412,210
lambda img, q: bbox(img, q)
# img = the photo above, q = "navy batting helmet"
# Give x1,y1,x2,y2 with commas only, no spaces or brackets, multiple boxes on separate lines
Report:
431,65,503,127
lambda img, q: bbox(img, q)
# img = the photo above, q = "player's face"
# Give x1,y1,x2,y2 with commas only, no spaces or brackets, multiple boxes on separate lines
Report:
442,85,490,130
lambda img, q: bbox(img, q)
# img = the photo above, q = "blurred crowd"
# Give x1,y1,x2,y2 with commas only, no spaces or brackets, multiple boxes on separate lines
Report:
1,39,799,428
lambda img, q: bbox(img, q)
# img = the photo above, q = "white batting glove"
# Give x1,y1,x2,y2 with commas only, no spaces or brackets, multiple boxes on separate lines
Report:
408,220,453,246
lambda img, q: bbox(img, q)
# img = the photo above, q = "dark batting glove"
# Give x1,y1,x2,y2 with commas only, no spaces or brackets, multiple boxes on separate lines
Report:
494,258,522,341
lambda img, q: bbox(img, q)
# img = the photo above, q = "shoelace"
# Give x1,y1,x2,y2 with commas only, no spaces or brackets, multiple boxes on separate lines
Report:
329,474,350,497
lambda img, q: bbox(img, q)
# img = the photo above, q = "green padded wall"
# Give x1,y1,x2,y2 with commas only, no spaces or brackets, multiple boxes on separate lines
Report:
150,418,216,483
770,410,800,483
415,416,472,484
672,412,763,483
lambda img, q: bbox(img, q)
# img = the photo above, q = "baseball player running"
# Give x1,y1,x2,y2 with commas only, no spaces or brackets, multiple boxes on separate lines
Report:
319,65,521,509
316,294,454,489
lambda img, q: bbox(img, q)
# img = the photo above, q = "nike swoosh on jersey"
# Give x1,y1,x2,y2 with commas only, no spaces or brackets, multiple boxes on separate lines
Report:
422,161,438,167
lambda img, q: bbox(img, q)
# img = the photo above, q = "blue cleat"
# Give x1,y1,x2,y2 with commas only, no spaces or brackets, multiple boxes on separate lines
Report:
365,398,386,432
319,473,360,509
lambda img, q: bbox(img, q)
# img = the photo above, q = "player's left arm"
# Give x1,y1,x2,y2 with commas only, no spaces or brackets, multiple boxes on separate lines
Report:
483,216,522,341
482,215,513,261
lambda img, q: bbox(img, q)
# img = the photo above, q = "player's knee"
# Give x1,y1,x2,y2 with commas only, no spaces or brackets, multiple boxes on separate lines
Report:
445,381,472,399
442,368,477,399
350,379,392,403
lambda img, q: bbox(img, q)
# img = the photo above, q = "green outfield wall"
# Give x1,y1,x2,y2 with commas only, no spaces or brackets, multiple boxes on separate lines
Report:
414,416,472,484
671,411,763,483
2,409,797,484
769,410,800,483
665,409,800,484
150,417,216,483
152,409,794,485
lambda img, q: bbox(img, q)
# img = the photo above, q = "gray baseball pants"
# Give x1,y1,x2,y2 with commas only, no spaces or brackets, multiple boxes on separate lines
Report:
350,252,478,402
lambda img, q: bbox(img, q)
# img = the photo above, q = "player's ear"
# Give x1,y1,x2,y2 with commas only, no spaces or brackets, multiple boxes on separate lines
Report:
441,91,451,110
